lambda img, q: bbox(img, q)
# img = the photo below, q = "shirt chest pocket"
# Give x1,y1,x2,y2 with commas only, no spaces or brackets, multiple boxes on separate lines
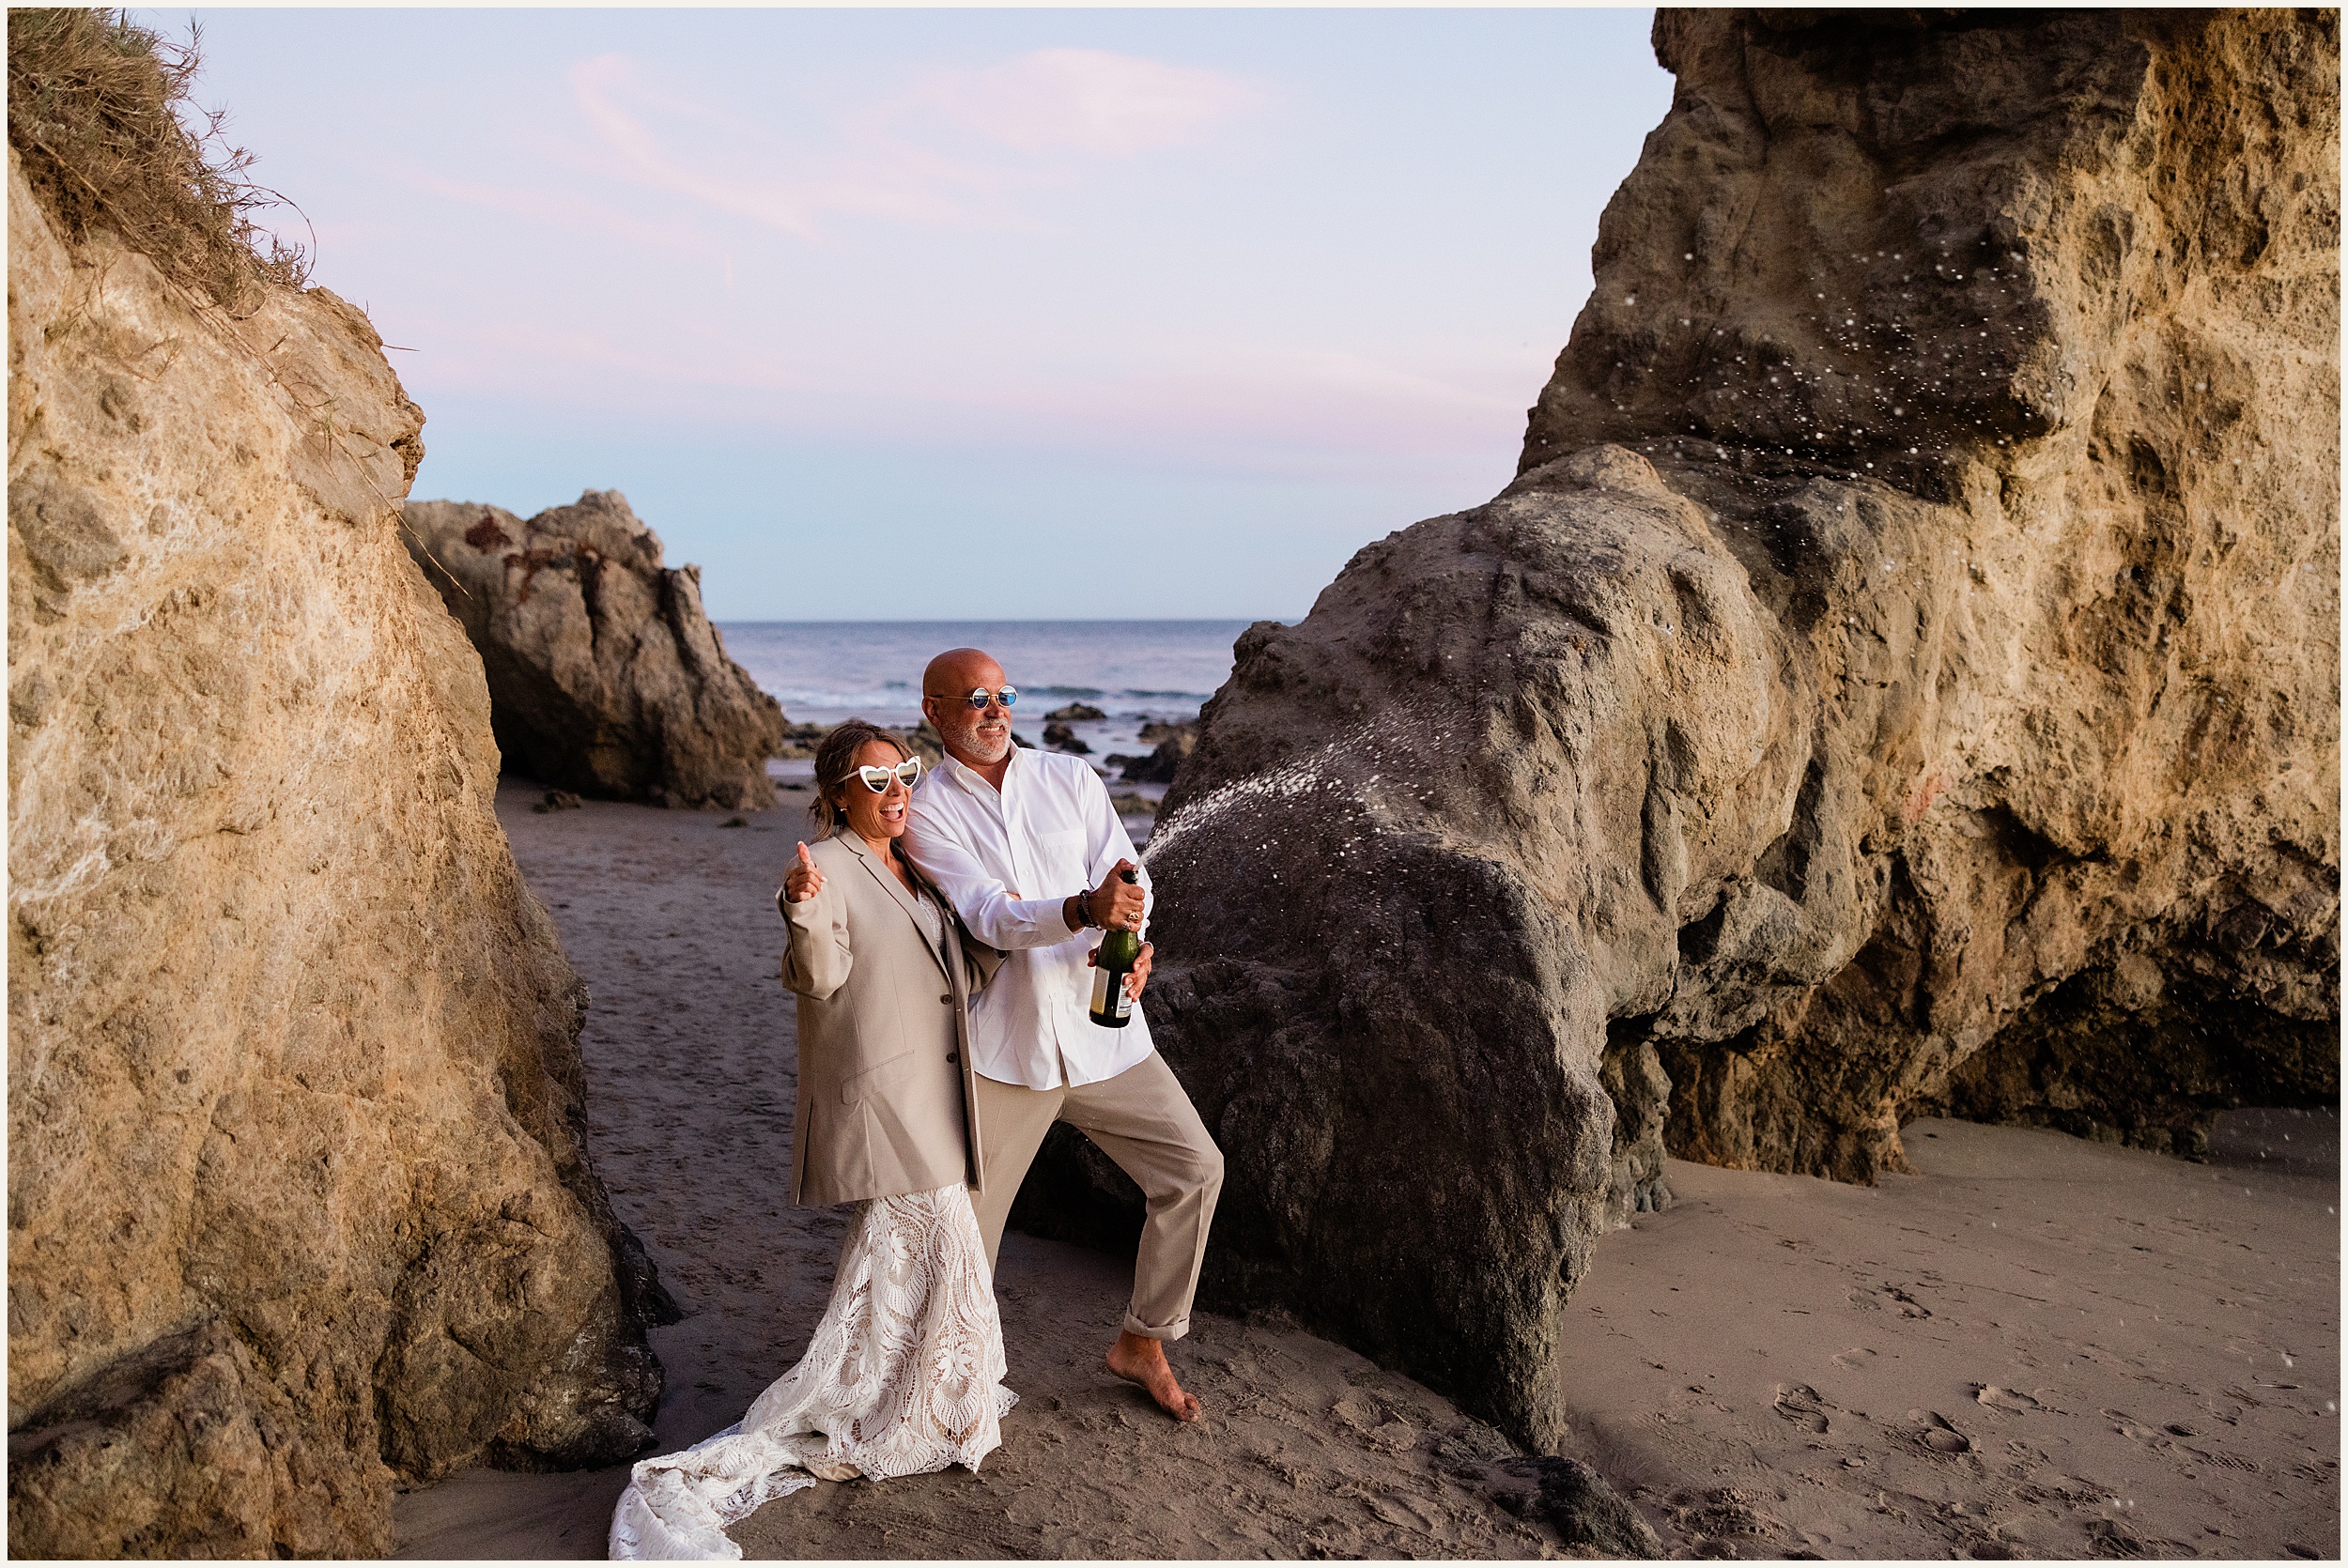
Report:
1031,827,1088,887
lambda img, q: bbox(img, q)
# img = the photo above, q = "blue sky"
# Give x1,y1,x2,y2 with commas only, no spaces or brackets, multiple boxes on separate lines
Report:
154,8,1671,619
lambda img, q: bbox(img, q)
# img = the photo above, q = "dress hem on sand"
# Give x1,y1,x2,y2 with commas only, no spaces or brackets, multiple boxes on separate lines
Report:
609,1184,1014,1561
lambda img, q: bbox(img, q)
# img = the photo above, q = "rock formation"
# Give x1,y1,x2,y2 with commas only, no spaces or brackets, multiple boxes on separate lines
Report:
8,124,669,1556
775,719,829,759
1035,9,2340,1452
1113,721,1197,783
1487,1455,1663,1558
403,491,785,809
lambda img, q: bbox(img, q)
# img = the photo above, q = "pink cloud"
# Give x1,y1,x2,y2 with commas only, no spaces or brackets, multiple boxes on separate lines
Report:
895,48,1263,157
387,158,717,255
564,47,1262,238
399,303,1532,471
569,53,836,235
910,346,1537,465
390,304,817,404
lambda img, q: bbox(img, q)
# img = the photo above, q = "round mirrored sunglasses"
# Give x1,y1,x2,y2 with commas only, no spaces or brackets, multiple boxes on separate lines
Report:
962,685,1017,710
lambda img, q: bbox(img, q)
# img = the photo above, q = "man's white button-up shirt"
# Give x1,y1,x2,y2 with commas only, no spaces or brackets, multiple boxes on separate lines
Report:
904,746,1154,1091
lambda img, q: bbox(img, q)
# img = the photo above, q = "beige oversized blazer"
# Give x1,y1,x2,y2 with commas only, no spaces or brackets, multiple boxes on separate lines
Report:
777,832,999,1207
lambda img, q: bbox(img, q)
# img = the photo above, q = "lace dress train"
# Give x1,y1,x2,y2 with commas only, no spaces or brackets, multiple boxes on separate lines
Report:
608,1183,1015,1560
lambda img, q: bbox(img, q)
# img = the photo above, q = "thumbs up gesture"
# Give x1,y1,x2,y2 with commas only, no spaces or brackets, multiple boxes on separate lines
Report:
784,840,826,903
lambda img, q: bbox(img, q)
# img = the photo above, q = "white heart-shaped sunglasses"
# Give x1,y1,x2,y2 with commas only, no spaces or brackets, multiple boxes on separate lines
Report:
857,757,923,792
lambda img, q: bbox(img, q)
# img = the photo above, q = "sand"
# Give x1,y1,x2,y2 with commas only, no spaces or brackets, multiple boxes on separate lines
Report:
1552,1115,2339,1560
390,785,2338,1560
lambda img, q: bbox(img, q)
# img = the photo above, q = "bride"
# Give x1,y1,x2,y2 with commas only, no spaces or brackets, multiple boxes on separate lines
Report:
610,721,1012,1560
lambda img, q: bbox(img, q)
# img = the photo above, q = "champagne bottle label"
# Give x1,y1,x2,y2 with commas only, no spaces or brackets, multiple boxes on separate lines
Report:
1088,866,1143,1027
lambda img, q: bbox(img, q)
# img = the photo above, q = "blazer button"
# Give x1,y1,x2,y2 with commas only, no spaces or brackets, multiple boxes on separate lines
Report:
947,1052,959,1065
939,992,952,1005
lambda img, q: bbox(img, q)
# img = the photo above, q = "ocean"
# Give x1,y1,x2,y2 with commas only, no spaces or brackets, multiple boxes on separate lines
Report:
717,620,1259,759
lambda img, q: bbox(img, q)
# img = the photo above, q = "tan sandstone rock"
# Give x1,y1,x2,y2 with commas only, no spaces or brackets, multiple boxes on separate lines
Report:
7,146,670,1556
1031,10,2339,1452
403,492,786,810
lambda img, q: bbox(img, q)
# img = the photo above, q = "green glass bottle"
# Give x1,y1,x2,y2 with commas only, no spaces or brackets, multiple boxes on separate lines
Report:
1089,869,1143,1028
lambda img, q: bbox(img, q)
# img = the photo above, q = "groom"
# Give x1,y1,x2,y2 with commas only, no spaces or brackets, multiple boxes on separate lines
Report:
904,647,1223,1422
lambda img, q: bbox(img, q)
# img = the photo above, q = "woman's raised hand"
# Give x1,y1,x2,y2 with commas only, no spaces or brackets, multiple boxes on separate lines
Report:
785,841,826,903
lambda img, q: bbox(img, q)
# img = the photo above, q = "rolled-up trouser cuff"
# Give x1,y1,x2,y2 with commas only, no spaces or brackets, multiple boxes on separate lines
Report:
1123,1307,1190,1342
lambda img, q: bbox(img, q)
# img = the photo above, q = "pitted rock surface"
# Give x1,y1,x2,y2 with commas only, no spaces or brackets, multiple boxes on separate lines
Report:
7,148,666,1555
1027,9,2340,1451
403,491,785,809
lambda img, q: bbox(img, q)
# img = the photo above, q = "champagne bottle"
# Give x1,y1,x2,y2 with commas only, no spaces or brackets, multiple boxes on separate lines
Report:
1088,869,1143,1028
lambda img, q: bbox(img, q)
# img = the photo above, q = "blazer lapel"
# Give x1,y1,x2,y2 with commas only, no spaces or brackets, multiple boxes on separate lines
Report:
842,837,952,982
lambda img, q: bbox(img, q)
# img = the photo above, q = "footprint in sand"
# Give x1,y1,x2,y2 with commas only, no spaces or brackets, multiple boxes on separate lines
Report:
1831,1346,1878,1371
1973,1386,2044,1414
1908,1409,1973,1454
1773,1383,1832,1434
1332,1394,1419,1453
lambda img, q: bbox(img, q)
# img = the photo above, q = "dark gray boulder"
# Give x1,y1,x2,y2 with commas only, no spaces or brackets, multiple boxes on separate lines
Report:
1117,724,1196,784
1488,1455,1663,1558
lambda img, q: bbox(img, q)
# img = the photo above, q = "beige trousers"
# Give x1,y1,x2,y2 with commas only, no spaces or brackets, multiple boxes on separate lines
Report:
970,1052,1224,1341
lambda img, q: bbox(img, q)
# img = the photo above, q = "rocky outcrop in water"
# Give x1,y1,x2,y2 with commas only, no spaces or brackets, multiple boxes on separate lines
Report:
1115,721,1197,784
7,146,670,1555
403,492,785,810
1037,10,2340,1451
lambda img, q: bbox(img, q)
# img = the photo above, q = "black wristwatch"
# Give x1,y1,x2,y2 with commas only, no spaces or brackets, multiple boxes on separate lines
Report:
1071,889,1101,929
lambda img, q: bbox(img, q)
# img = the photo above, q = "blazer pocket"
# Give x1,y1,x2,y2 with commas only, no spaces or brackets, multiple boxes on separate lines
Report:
839,1048,921,1107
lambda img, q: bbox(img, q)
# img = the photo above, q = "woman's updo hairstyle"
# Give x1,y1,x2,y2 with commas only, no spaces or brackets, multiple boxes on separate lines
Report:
809,719,913,839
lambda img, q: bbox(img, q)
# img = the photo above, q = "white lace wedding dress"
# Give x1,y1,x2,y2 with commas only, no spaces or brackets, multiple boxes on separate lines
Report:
608,1183,1016,1560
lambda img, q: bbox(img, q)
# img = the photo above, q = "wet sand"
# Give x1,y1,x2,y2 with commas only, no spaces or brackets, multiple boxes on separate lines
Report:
390,786,2339,1559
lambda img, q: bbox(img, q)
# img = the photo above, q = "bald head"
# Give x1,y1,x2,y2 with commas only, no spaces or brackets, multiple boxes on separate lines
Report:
920,647,1014,774
921,647,1004,699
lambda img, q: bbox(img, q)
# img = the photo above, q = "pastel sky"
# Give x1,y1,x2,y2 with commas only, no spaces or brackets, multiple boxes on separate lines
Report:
151,8,1672,619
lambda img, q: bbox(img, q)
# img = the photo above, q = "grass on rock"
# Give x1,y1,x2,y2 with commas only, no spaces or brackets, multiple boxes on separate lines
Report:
7,7,308,314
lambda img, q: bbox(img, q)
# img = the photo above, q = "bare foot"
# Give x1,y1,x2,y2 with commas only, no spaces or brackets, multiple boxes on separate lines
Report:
1105,1330,1201,1422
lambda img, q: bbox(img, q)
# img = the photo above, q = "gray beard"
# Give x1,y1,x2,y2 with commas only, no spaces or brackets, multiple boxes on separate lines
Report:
959,728,1012,764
